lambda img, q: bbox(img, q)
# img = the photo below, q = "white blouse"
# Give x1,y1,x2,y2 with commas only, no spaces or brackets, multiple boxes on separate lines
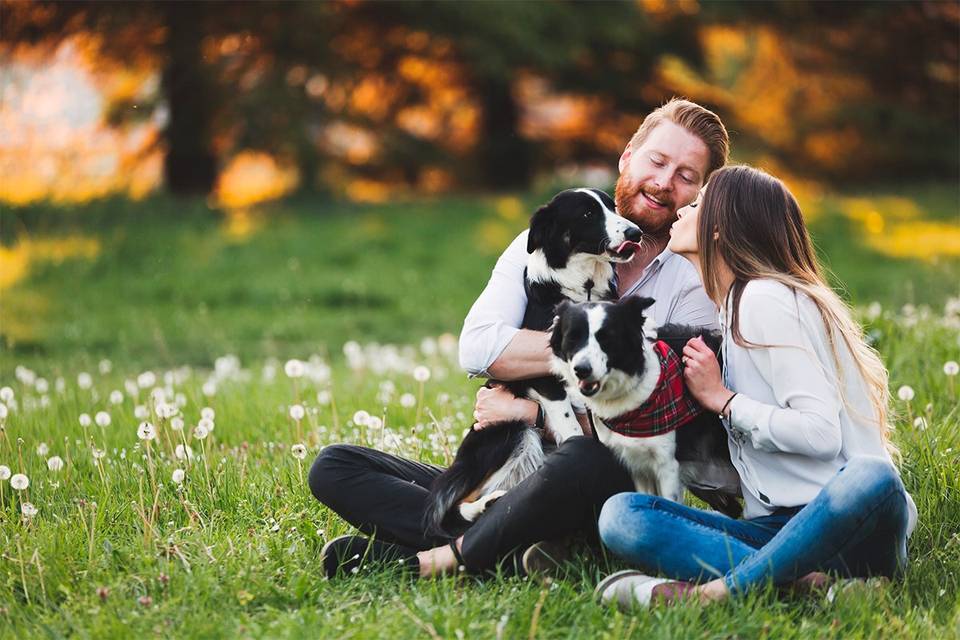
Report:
722,279,917,534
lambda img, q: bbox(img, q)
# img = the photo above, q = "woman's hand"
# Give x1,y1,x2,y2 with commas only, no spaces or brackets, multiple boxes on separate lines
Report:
682,336,734,414
473,384,539,431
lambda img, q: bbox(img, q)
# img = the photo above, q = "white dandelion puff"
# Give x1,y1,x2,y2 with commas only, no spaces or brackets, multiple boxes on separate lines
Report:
0,387,13,403
413,366,431,382
198,417,215,432
171,468,185,484
92,447,105,460
175,444,194,460
137,371,156,388
201,407,216,421
0,465,10,480
109,390,124,405
289,404,306,421
21,502,38,518
170,417,185,432
291,444,307,460
193,424,209,440
0,404,7,421
10,473,29,491
94,411,111,428
399,393,416,408
913,417,928,431
35,378,49,394
897,386,915,402
945,361,959,376
36,442,49,457
79,413,92,428
367,416,383,430
316,390,331,405
77,372,93,390
98,359,112,374
202,380,217,397
134,405,150,420
47,456,64,472
284,359,305,379
352,410,370,426
137,422,157,441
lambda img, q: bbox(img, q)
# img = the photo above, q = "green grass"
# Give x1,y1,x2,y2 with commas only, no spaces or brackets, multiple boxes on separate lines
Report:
0,189,959,638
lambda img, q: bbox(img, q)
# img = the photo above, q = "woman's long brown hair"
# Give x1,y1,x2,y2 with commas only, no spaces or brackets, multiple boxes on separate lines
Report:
698,165,896,455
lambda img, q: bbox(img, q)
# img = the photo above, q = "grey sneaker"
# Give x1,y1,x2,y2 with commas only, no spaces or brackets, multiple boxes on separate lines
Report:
521,538,572,578
594,570,693,609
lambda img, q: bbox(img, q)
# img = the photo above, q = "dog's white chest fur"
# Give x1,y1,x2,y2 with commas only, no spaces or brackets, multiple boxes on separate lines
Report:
526,252,614,302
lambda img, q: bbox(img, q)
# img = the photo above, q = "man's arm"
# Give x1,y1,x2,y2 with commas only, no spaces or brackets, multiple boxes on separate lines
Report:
458,230,554,380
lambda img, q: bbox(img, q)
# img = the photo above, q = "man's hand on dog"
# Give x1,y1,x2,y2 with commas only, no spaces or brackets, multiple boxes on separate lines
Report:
682,336,733,414
473,384,539,430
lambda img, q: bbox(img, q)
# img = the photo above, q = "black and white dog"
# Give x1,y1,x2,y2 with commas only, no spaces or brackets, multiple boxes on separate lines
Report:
424,188,642,537
550,297,742,517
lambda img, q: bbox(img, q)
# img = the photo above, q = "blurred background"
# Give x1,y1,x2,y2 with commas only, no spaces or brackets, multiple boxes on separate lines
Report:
1,0,958,374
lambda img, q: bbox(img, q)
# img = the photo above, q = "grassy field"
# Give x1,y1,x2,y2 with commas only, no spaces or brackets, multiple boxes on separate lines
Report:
0,188,959,638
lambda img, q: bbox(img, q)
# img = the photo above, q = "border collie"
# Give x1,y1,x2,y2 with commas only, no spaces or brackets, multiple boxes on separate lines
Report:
424,188,642,537
550,297,742,516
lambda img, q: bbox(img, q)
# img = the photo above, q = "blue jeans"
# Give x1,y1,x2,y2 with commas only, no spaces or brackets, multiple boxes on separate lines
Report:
598,456,910,596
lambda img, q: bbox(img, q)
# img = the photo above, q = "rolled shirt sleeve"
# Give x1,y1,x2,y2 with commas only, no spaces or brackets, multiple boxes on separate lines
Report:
727,290,844,461
458,231,530,378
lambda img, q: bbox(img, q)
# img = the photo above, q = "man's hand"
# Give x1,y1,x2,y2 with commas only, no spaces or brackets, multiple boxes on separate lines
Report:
682,336,734,414
473,384,539,431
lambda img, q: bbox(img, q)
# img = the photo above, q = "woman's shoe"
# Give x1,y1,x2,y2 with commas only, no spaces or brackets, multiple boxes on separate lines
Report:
595,570,696,609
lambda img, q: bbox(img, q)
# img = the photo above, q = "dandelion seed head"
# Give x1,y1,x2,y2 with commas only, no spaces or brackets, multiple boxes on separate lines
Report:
897,385,915,402
47,455,64,471
109,390,124,405
98,359,112,374
0,387,13,403
137,372,156,389
352,410,370,426
400,393,416,408
170,417,185,431
0,465,10,480
202,380,217,397
201,407,215,421
21,502,38,518
92,447,105,460
0,404,7,420
35,378,49,394
284,359,305,379
289,404,306,421
36,442,49,457
913,416,928,430
316,390,331,405
79,413,92,428
198,417,215,432
10,473,29,490
945,361,959,376
175,444,194,460
291,443,307,460
77,372,93,390
194,424,209,440
171,468,185,484
413,366,431,383
137,422,157,441
367,416,383,430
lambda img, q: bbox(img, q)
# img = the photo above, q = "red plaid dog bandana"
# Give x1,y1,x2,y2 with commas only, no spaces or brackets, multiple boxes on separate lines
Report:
604,340,703,438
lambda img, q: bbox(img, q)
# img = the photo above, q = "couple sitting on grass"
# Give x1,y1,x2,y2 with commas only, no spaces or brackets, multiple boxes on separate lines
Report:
309,98,917,609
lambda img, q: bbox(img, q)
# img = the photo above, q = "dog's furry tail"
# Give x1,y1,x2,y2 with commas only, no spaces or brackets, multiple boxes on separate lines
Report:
423,422,530,539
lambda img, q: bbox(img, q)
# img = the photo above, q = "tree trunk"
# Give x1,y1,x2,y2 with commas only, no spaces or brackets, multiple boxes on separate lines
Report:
474,74,531,190
161,2,217,195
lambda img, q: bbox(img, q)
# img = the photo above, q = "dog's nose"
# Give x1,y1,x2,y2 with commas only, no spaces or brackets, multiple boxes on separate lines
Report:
573,363,592,380
624,226,642,241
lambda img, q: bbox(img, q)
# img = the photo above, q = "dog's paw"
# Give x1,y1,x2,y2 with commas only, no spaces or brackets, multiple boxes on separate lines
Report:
458,490,507,522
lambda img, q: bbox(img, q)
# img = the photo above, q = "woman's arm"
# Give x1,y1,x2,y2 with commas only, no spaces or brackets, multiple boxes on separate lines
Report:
458,230,553,380
685,290,843,461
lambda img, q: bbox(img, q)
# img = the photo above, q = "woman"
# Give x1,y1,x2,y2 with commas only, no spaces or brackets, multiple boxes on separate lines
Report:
595,165,917,608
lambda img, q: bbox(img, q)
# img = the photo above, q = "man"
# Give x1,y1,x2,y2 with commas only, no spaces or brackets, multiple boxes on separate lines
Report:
310,98,730,578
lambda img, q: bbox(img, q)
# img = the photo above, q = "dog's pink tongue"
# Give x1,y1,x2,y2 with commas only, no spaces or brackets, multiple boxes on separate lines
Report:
616,241,642,254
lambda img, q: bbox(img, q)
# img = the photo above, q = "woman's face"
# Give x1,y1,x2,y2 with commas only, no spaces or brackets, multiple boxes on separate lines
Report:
667,188,704,257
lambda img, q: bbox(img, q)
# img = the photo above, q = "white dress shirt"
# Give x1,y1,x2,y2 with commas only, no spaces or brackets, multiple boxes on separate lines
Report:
458,229,719,377
723,279,917,533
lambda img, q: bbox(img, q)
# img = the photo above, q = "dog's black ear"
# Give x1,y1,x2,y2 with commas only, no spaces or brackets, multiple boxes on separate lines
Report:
527,200,558,253
618,296,655,324
548,300,571,354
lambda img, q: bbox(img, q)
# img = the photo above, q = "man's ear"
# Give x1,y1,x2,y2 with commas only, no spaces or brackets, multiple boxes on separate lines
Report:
527,200,558,253
618,142,632,175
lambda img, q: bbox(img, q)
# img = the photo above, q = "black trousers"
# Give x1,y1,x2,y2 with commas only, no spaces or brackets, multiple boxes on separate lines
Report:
308,436,635,572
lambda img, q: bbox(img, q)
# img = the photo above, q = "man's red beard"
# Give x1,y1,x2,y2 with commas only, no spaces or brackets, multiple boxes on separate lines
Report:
614,175,676,237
